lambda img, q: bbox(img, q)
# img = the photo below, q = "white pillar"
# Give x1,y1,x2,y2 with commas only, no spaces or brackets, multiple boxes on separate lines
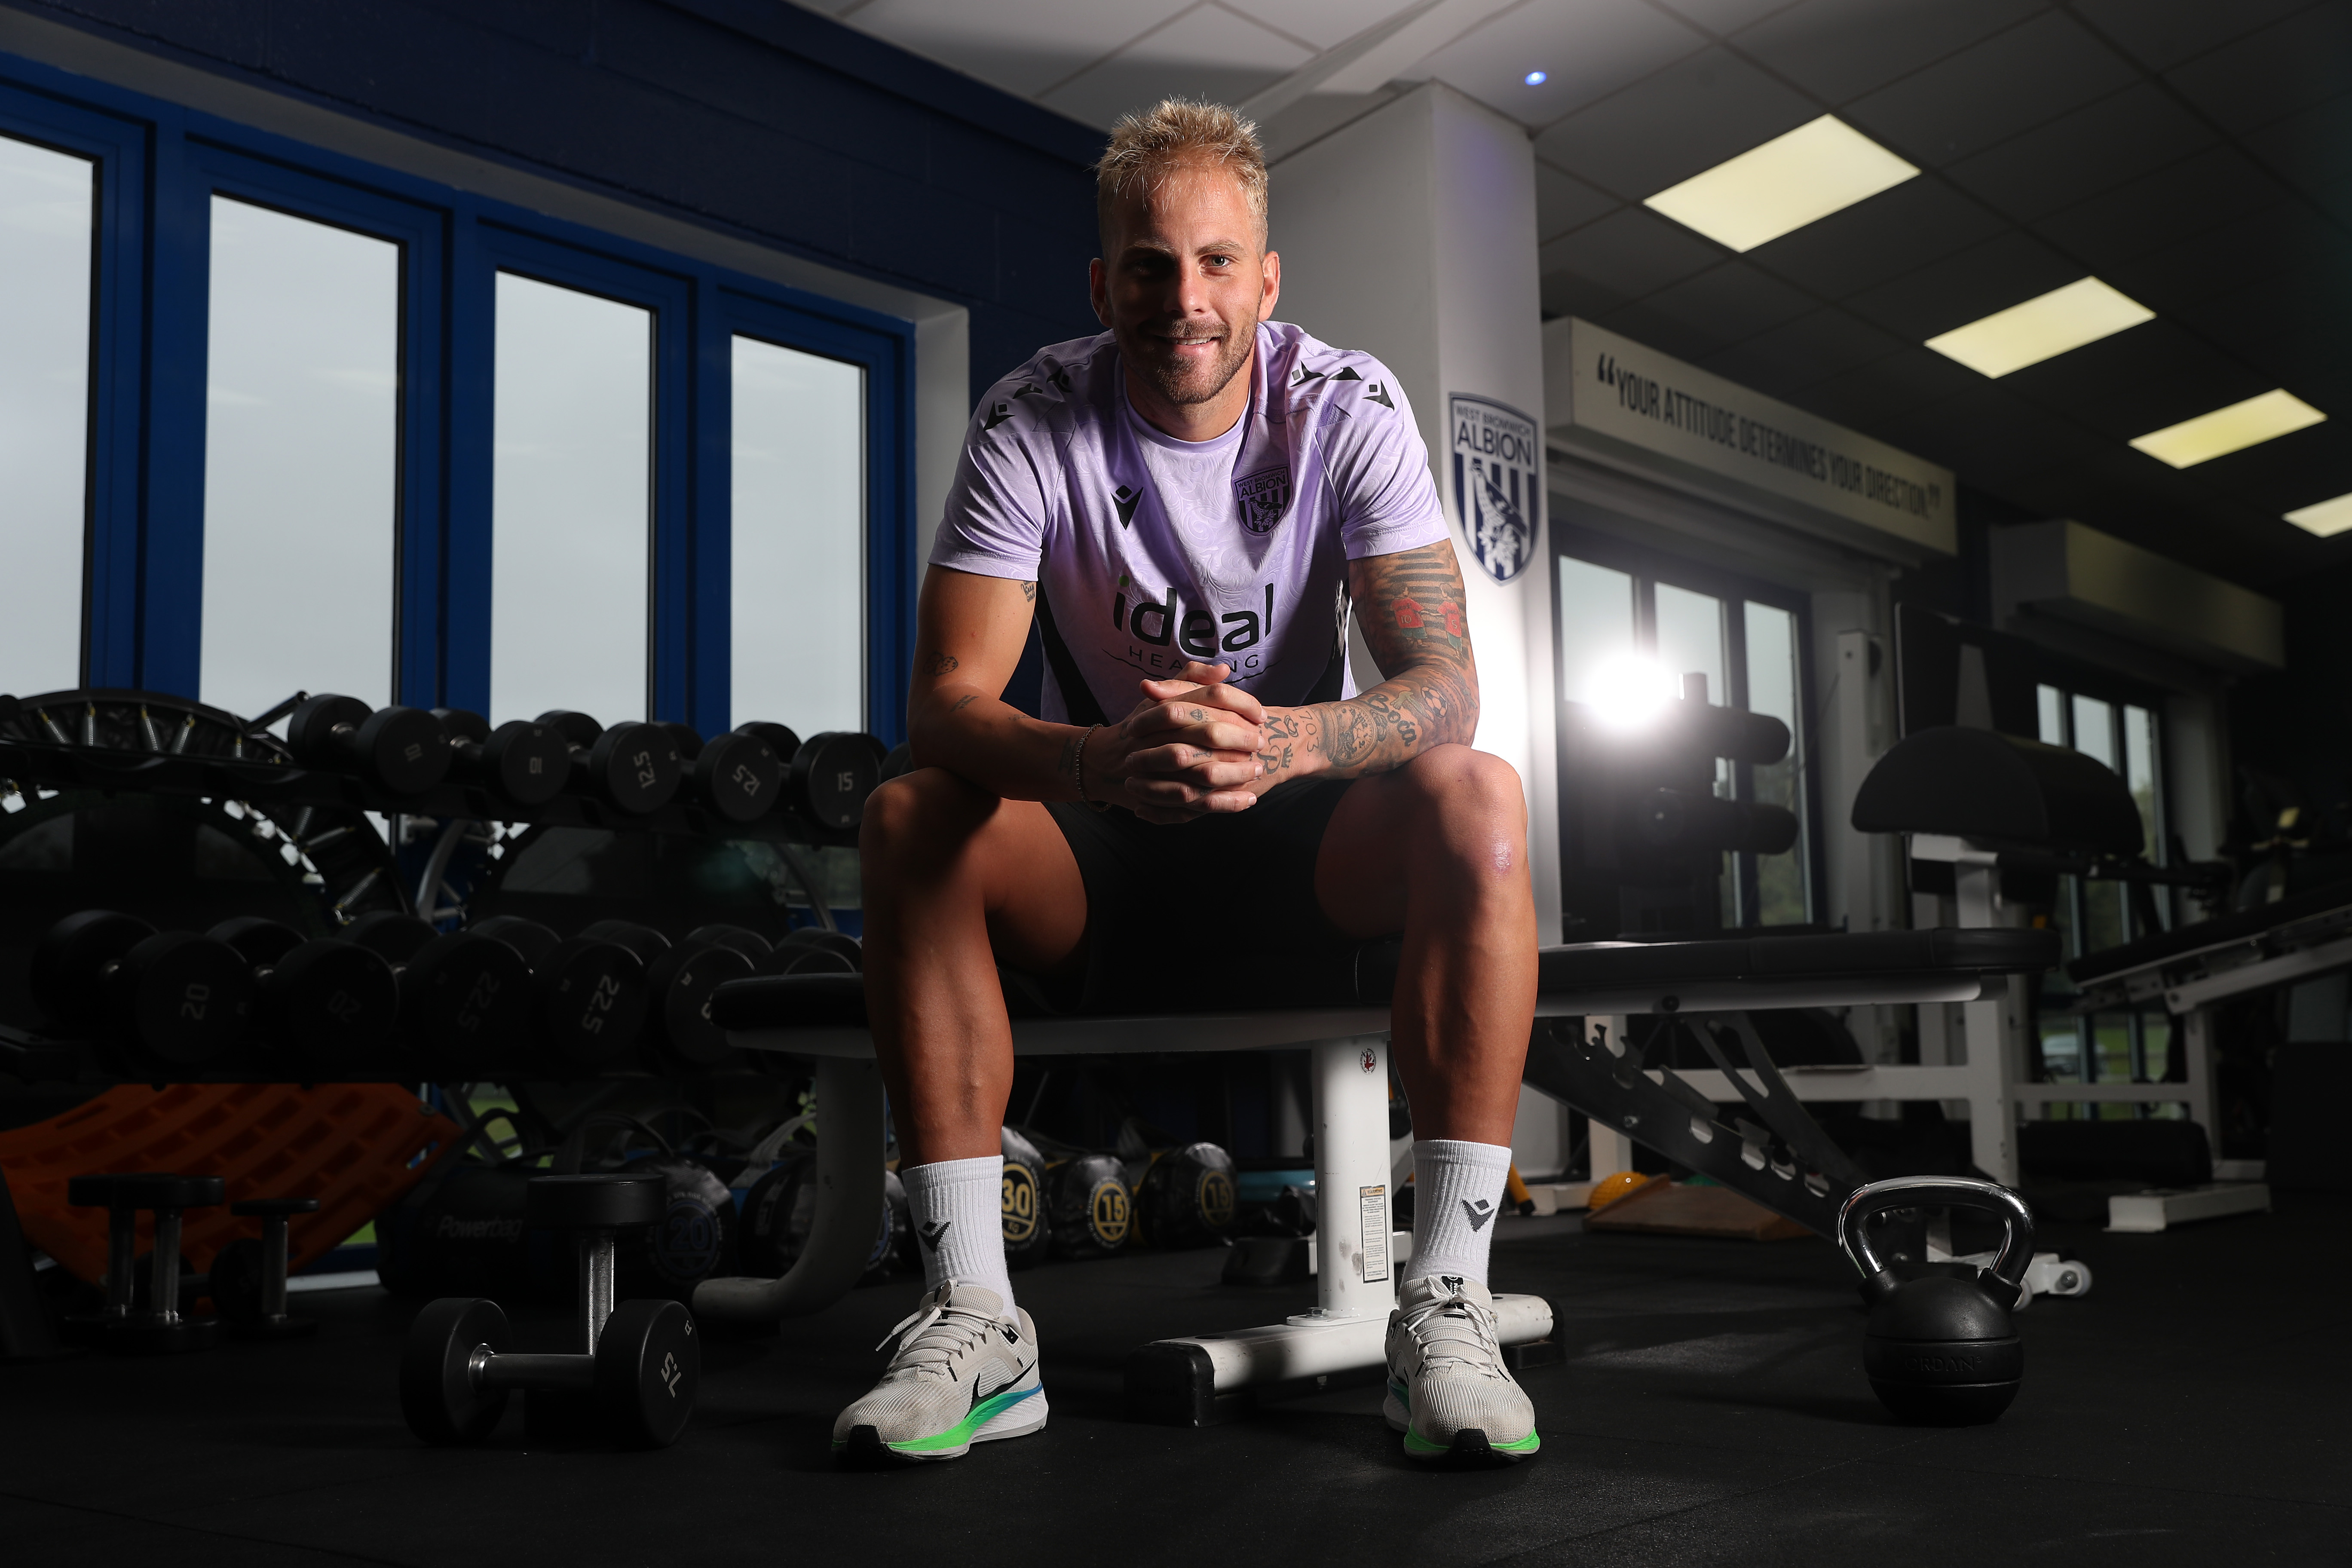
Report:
1274,83,1561,943
1304,1036,1397,1322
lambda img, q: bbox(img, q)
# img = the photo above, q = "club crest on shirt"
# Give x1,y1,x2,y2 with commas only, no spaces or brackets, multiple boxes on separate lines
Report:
1234,466,1291,535
1448,394,1539,585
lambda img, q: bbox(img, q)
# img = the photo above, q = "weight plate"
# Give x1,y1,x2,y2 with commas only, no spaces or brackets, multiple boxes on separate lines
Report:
592,1298,698,1449
477,720,570,806
400,1296,511,1445
693,731,784,824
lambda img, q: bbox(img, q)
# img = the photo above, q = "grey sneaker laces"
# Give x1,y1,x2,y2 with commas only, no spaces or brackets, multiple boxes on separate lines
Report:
876,1282,1001,1381
1400,1284,1508,1378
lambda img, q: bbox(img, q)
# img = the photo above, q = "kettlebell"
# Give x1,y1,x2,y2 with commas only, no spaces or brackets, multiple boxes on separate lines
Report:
1838,1176,2034,1425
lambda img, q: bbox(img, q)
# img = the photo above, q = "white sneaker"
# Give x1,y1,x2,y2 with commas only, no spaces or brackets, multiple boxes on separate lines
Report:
1384,1273,1540,1464
832,1280,1047,1463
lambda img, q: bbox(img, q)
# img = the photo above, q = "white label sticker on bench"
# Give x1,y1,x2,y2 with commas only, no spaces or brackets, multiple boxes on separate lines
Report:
1360,1185,1390,1282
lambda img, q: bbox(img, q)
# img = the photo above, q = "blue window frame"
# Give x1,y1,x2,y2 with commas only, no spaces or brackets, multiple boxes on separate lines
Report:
0,51,917,743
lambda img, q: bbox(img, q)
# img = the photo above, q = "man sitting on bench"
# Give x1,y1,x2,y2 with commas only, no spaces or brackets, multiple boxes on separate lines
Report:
836,98,1541,1467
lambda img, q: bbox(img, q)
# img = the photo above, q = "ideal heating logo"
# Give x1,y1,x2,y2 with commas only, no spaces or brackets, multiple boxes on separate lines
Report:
1110,577,1276,671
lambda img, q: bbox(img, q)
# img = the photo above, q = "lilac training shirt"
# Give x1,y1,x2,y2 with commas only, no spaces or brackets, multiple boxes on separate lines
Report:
931,321,1449,724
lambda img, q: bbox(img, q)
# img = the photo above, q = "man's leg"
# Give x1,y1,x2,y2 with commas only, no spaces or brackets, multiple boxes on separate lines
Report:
1318,744,1543,1463
834,769,1084,1463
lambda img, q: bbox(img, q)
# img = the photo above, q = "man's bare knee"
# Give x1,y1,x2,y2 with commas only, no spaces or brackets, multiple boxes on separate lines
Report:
860,767,999,873
1394,745,1528,883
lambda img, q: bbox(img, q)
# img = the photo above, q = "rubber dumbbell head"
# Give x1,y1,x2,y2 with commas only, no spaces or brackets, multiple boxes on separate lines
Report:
398,930,533,1076
779,927,863,971
593,1298,699,1448
472,917,648,1071
790,732,883,831
732,721,801,763
879,740,913,782
401,1296,513,1445
578,722,683,815
288,694,451,794
656,721,703,761
686,924,771,961
39,913,255,1066
342,911,437,964
210,918,399,1071
437,707,571,807
536,710,604,750
691,730,784,824
643,940,754,1069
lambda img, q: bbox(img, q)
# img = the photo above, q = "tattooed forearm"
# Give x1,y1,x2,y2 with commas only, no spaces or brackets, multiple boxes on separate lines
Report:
1271,541,1479,781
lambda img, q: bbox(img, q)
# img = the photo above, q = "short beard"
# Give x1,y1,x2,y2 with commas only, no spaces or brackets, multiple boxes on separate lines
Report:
1127,325,1255,409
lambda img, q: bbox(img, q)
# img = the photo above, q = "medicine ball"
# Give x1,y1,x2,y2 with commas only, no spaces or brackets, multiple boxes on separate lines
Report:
614,1151,740,1302
1046,1152,1131,1260
737,1148,903,1283
1132,1141,1238,1249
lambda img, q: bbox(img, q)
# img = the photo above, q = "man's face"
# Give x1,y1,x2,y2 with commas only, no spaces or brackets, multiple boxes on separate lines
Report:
1090,158,1280,410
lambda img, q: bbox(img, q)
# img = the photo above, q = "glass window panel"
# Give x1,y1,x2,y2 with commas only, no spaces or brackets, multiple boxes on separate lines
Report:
1652,582,1724,706
729,335,864,734
2124,704,2160,858
1556,556,1634,705
2070,693,2115,769
2082,879,2128,958
0,135,95,693
2037,683,2064,745
492,273,650,726
1744,601,1809,925
2142,1012,2172,1080
200,198,400,719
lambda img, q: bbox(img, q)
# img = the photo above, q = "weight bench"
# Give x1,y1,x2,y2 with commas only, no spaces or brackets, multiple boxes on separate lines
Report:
695,925,2055,1422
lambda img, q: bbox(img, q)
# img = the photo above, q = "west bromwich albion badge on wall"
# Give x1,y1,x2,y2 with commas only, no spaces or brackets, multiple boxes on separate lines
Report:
1448,395,1539,585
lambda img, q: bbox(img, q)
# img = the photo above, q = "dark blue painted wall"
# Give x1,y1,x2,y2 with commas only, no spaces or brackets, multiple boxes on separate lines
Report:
13,0,1106,403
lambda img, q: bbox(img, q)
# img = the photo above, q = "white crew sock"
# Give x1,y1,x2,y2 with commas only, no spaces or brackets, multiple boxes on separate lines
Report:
1402,1139,1514,1287
900,1156,1016,1314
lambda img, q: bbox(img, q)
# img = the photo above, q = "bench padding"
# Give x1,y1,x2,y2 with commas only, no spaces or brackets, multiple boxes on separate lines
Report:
710,927,2057,1032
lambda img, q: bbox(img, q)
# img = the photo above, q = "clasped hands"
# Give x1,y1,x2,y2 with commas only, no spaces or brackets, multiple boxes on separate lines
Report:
1079,661,1298,823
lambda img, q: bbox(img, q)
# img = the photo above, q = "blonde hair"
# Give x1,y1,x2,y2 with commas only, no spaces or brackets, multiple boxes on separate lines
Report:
1094,98,1268,250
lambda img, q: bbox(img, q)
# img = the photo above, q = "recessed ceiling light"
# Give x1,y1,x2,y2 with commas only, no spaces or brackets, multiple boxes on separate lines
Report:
1642,116,1917,253
1924,278,2155,378
2285,491,2352,537
1524,70,1548,86
2129,390,2327,469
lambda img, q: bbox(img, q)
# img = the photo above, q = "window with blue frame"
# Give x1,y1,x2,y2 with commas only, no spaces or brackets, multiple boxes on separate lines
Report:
0,58,916,745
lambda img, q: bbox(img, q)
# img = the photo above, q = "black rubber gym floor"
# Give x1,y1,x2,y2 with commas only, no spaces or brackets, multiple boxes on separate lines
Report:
3,1200,2345,1567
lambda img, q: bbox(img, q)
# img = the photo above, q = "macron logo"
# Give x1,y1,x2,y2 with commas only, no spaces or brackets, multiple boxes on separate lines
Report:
1113,484,1141,528
1462,1198,1494,1232
919,1221,951,1252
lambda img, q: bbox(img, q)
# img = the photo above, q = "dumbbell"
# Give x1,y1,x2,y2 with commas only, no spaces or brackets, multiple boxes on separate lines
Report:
31,910,252,1067
753,926,863,976
536,710,683,814
469,916,649,1072
399,1173,699,1448
879,741,913,782
209,1196,321,1340
287,694,451,794
209,917,399,1073
666,723,787,825
579,920,753,1070
790,731,884,832
431,708,572,808
343,913,533,1076
67,1173,226,1354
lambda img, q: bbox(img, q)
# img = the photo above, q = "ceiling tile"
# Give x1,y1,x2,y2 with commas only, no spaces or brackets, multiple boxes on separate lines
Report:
2069,0,2318,72
1040,5,1313,128
1942,83,2214,224
1539,204,1725,297
1531,45,1816,200
2238,92,2352,213
2107,203,2340,314
1744,176,2006,298
1843,230,2082,342
1535,160,1622,240
1237,0,1422,52
2004,324,2276,443
1541,266,1635,320
1415,0,1706,128
2165,3,2352,135
1595,260,1817,358
1650,0,1804,35
841,0,1184,98
1730,0,2049,104
2033,146,2295,270
1697,306,1905,397
1259,85,1401,162
1842,11,2139,167
1784,345,1985,425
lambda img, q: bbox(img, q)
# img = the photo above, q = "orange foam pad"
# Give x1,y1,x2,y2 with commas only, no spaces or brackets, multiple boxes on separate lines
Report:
0,1083,463,1281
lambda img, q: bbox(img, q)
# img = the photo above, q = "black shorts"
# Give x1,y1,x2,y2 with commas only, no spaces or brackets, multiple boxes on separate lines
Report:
1043,777,1369,1014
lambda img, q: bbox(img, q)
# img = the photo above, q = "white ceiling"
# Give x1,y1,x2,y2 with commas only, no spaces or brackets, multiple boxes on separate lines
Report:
799,0,2352,590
